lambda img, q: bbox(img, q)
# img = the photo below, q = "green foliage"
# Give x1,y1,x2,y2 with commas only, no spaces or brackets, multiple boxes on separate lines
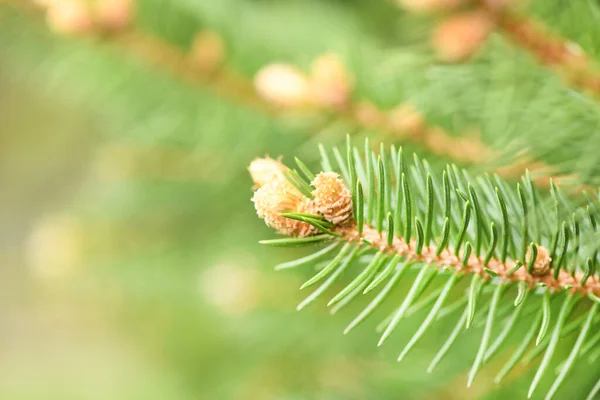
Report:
261,139,600,399
4,0,600,398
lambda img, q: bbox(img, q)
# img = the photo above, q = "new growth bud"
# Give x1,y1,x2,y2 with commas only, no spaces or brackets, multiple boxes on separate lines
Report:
95,0,133,32
396,0,468,14
252,179,318,237
254,64,311,108
250,157,317,237
249,161,354,236
432,10,495,62
311,172,353,225
46,0,94,36
248,156,288,188
310,53,353,110
387,104,425,137
190,31,226,74
527,245,552,276
42,0,134,36
254,53,354,110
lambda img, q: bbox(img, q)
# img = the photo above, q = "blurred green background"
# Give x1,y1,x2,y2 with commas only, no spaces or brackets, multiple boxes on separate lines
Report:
1,1,600,399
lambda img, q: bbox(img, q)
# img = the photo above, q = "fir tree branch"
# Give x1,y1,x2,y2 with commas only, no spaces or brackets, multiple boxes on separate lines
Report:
250,139,600,399
419,0,600,100
252,140,600,301
6,0,587,189
493,9,600,100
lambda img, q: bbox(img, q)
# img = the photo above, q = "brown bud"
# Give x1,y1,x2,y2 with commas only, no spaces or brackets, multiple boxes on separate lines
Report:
396,0,468,14
309,53,353,110
311,172,353,225
190,30,226,74
252,179,317,237
432,10,494,62
248,156,287,188
387,104,425,136
46,0,94,36
353,101,383,129
254,64,310,108
526,245,551,276
563,41,589,72
95,0,133,31
423,127,453,156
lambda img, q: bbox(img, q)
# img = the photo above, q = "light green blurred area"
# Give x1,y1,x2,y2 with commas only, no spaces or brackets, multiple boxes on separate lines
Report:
1,1,599,399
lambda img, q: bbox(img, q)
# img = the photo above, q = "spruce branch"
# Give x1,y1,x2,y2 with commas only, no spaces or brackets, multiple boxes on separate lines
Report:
494,9,600,100
250,138,600,399
7,0,589,188
405,0,600,102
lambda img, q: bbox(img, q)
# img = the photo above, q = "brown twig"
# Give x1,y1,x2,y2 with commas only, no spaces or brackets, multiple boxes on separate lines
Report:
493,9,600,99
335,222,600,297
110,31,270,111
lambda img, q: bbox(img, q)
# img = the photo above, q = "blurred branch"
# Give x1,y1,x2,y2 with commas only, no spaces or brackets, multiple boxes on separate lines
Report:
494,9,600,99
112,31,270,112
97,23,498,169
423,1,600,100
4,0,588,188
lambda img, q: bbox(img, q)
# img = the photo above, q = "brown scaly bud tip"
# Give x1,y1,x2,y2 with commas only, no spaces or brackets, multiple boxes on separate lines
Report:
526,245,552,276
190,30,226,74
387,103,425,137
353,101,384,129
311,172,353,225
252,179,317,237
396,0,468,14
46,0,94,36
95,0,134,32
309,53,353,110
254,64,311,108
248,156,288,188
432,10,495,63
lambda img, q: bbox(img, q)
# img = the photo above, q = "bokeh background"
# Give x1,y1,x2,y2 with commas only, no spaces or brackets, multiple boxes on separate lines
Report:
1,1,600,399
